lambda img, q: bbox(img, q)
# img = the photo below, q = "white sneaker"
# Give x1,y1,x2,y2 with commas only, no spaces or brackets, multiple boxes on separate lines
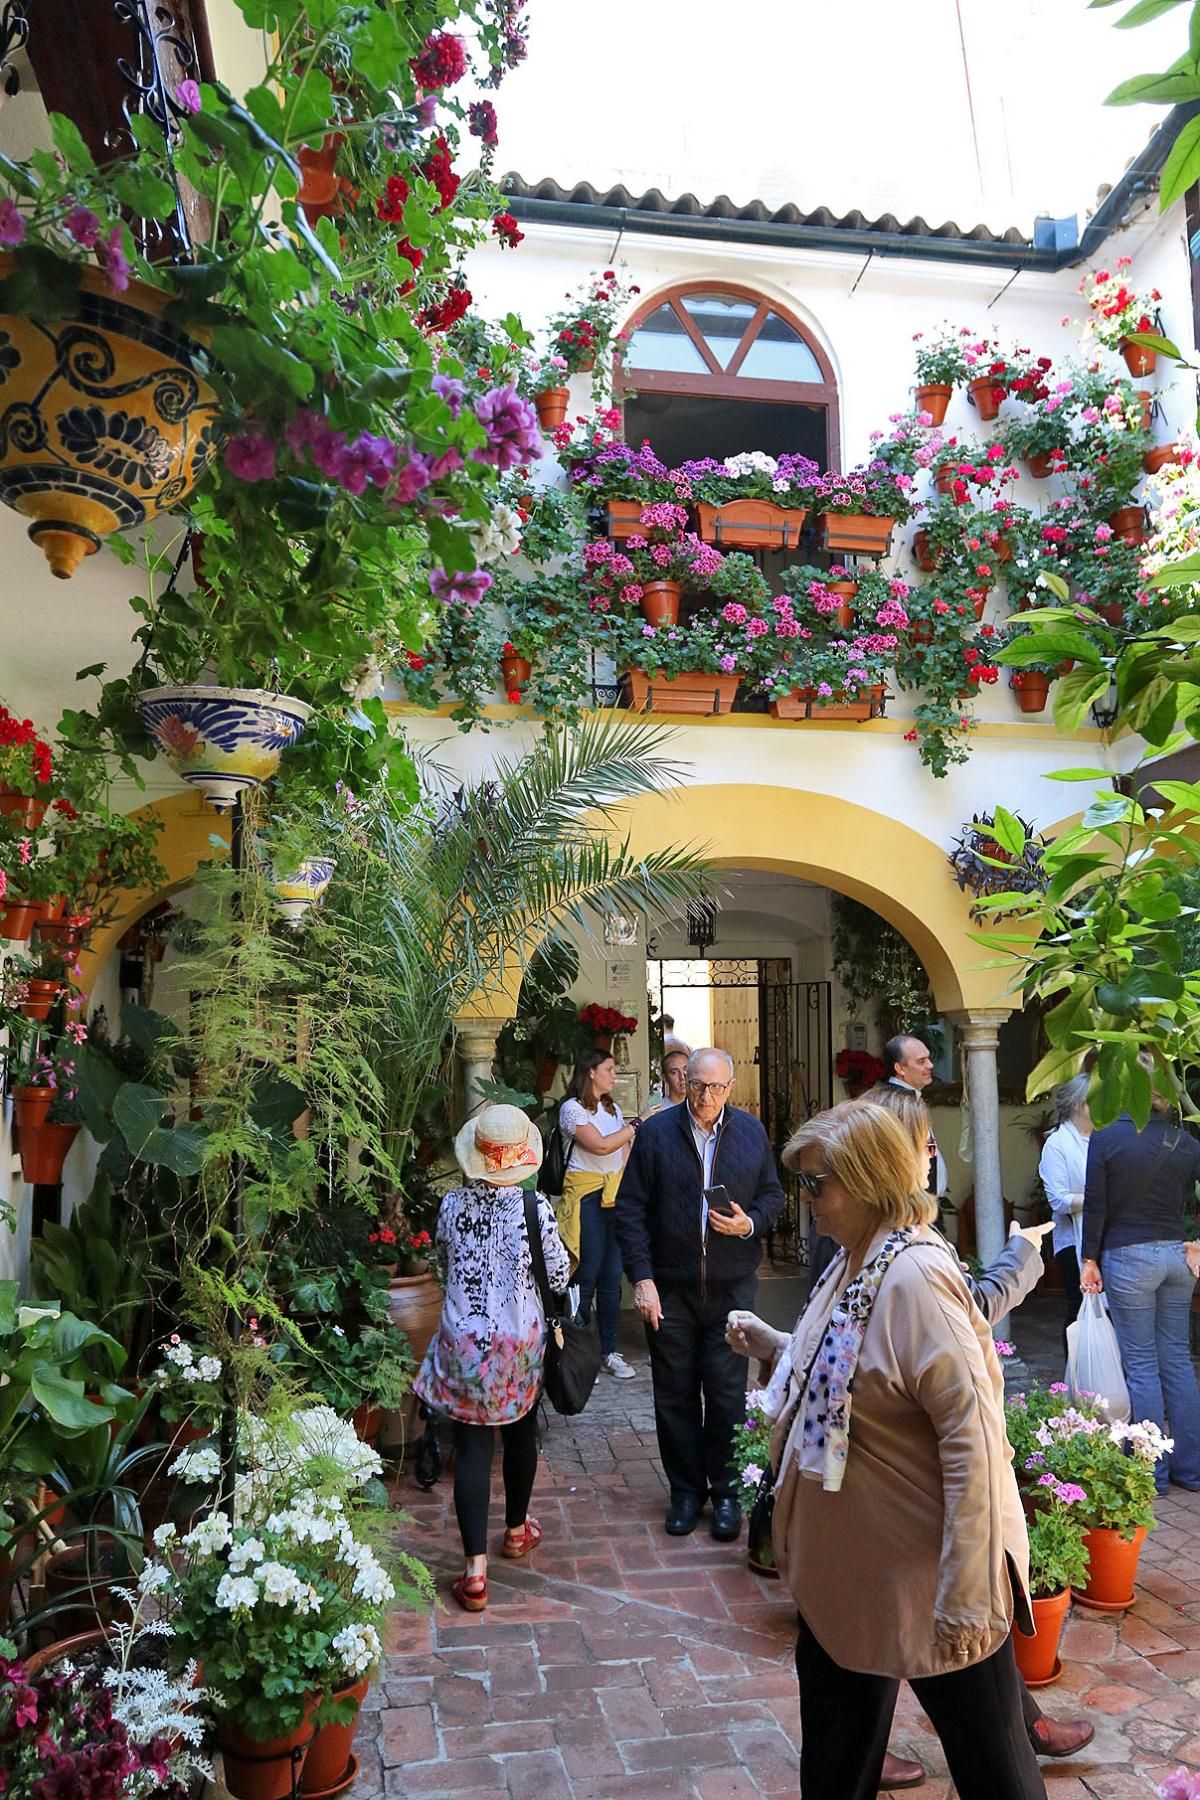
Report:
603,1352,637,1380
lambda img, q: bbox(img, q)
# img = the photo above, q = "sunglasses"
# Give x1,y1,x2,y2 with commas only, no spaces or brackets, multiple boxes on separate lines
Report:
794,1170,832,1198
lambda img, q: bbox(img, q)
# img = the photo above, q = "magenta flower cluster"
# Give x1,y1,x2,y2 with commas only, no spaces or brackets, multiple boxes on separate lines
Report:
471,383,542,472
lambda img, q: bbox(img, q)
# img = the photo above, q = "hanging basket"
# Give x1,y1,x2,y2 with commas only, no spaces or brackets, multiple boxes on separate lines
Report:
915,382,952,425
274,857,336,928
768,684,884,722
621,670,741,716
0,257,219,578
815,513,896,556
695,499,808,550
136,685,312,813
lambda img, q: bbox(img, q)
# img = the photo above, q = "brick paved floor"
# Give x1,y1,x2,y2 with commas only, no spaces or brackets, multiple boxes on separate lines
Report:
349,1289,1200,1799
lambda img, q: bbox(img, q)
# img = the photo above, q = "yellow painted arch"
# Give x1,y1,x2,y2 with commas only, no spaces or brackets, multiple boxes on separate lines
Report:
618,783,1010,1014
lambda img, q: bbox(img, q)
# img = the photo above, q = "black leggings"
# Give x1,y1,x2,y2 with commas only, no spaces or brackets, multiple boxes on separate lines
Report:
452,1409,540,1557
795,1615,1045,1800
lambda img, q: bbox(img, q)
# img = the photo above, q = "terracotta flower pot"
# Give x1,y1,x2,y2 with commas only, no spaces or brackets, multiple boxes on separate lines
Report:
386,1270,443,1368
1013,1589,1069,1687
915,382,952,425
967,374,1004,420
1096,602,1125,627
532,387,569,432
301,1677,370,1796
1024,452,1056,480
1107,505,1145,546
1011,673,1050,715
1143,442,1182,475
40,1536,124,1639
695,499,807,550
351,1404,382,1444
1073,1525,1145,1611
218,1710,316,1800
768,685,883,722
827,580,857,632
23,1626,107,1680
621,669,741,716
1135,389,1153,431
933,465,958,497
500,652,532,695
535,1054,559,1096
0,899,40,941
912,529,938,573
0,786,46,830
990,535,1014,563
12,1085,53,1131
0,256,218,578
640,580,682,628
19,1121,80,1185
816,513,895,556
296,132,346,225
20,978,62,1022
1120,338,1156,378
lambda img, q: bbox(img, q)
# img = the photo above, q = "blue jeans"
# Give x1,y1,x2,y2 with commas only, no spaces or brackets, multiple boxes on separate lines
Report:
1102,1240,1200,1488
577,1190,622,1356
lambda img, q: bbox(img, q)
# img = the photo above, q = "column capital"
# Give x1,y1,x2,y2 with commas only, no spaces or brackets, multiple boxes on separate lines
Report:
454,1017,507,1054
950,1008,1013,1048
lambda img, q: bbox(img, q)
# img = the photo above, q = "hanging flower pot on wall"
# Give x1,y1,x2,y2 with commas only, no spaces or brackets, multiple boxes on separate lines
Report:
1119,338,1156,378
136,686,313,813
640,581,681,627
532,387,569,432
915,382,952,425
274,857,337,928
967,375,1004,421
0,786,46,830
0,259,219,578
1143,442,1181,475
1009,672,1050,714
499,650,532,695
19,1120,80,1185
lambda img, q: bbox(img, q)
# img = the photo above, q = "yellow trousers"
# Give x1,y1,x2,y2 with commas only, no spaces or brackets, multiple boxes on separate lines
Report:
556,1168,622,1270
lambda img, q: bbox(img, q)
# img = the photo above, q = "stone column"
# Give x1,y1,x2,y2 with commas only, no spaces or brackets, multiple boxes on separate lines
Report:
454,1018,505,1121
955,1010,1011,1272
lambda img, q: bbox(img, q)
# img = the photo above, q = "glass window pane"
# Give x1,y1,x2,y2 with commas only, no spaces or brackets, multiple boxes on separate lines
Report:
627,303,708,374
738,313,823,382
681,293,756,368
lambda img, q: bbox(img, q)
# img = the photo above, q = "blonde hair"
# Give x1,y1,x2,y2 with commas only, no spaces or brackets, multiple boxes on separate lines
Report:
864,1083,931,1160
783,1099,936,1230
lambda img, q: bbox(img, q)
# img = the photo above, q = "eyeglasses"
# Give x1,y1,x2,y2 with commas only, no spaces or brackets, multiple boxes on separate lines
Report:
794,1170,832,1198
687,1080,732,1097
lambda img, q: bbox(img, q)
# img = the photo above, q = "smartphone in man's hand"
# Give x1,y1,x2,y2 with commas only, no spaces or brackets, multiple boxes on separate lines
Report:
704,1185,735,1217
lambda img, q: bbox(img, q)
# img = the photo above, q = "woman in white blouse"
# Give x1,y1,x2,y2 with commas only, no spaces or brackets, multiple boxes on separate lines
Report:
1037,1073,1092,1339
559,1049,639,1380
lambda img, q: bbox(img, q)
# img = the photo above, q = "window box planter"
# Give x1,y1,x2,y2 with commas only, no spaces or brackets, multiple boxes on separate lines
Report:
620,670,742,716
816,514,896,556
605,500,648,539
532,387,570,432
768,684,885,722
0,257,218,579
1107,506,1145,546
695,500,807,550
967,375,1005,421
915,382,953,425
1120,338,1156,378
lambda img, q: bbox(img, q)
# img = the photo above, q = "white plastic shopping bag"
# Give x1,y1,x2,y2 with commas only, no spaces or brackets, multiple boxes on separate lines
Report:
1066,1292,1131,1422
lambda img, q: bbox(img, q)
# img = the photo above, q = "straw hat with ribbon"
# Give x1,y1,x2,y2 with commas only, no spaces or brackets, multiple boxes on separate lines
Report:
454,1103,544,1186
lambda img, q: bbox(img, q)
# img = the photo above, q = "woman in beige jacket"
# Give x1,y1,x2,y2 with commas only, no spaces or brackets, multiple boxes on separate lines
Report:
727,1100,1042,1800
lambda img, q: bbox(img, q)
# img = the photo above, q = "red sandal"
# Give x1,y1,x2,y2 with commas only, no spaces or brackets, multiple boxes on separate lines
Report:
501,1518,542,1559
452,1572,488,1612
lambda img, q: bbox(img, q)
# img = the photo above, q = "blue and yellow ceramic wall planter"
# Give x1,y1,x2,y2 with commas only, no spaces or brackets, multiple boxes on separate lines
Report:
135,685,313,813
0,258,218,578
274,857,337,927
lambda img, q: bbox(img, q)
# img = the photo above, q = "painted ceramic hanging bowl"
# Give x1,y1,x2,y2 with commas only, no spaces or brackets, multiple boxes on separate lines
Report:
135,686,313,812
274,857,337,926
0,258,219,578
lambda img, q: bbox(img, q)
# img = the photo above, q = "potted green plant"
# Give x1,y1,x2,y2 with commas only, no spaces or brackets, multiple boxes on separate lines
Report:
0,703,53,827
1079,259,1163,374
997,405,1073,480
546,268,641,397
606,606,766,715
1013,1482,1091,1686
895,588,999,776
730,1389,777,1576
493,567,593,719
581,516,723,628
912,324,972,423
767,631,893,722
812,462,915,555
557,421,682,530
1070,418,1151,536
962,335,1012,420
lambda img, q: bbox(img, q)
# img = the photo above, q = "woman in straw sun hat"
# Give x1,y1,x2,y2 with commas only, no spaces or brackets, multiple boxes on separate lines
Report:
414,1103,571,1613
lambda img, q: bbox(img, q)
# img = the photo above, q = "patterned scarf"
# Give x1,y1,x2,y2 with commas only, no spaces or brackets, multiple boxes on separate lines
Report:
796,1226,918,1492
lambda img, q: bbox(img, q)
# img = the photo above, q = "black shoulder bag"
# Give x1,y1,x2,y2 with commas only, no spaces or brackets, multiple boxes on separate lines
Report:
522,1191,601,1415
539,1108,573,1199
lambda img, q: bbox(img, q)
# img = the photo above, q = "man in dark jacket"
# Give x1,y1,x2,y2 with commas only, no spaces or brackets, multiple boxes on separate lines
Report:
615,1046,785,1540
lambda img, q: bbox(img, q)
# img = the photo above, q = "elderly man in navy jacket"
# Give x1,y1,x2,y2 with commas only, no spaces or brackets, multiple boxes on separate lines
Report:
616,1047,785,1540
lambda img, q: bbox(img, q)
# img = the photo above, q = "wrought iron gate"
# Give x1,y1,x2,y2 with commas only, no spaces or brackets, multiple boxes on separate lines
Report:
647,960,832,1263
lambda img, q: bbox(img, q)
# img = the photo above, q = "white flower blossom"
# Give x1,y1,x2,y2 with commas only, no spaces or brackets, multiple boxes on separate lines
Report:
256,1560,323,1612
182,1510,232,1558
740,1462,764,1489
227,1536,267,1572
340,656,387,703
723,451,778,478
164,1341,196,1370
196,1355,223,1383
152,1522,178,1550
170,1445,221,1485
332,1622,382,1676
468,502,523,565
137,1561,173,1596
215,1573,260,1612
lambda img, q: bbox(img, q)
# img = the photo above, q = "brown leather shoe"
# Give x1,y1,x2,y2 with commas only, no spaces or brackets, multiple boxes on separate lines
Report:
1029,1716,1095,1758
878,1751,926,1790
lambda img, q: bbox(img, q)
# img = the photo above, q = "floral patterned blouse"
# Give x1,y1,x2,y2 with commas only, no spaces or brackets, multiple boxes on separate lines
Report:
413,1182,571,1426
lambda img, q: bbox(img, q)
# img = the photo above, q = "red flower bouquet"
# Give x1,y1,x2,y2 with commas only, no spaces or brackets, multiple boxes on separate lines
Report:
579,1001,638,1038
834,1048,885,1091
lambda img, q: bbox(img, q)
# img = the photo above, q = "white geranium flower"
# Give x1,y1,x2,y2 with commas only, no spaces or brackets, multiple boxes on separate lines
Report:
182,1510,232,1558
196,1356,223,1383
340,656,386,703
468,503,523,564
215,1573,260,1612
723,451,777,478
164,1341,196,1370
137,1561,173,1595
152,1522,178,1549
170,1445,221,1486
332,1622,382,1676
227,1536,267,1573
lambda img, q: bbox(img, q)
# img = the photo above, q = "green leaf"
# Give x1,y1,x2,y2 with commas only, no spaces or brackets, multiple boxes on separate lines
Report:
1123,329,1186,360
48,112,96,174
0,246,83,320
1039,571,1070,601
112,1083,206,1173
73,1043,125,1143
1116,0,1190,21
989,807,1027,858
351,7,408,89
1044,767,1113,781
1083,793,1133,827
426,513,477,576
1027,1043,1086,1100
279,200,342,283
1151,552,1200,585
1055,666,1111,731
1107,69,1200,102
0,151,40,200
29,1367,106,1428
1144,778,1200,811
111,168,178,221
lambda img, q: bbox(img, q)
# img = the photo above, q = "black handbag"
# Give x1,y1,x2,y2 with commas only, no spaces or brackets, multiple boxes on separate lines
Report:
522,1191,601,1415
539,1109,572,1198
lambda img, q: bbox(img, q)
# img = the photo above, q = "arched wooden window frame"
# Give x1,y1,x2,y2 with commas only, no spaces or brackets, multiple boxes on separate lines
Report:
613,281,842,468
